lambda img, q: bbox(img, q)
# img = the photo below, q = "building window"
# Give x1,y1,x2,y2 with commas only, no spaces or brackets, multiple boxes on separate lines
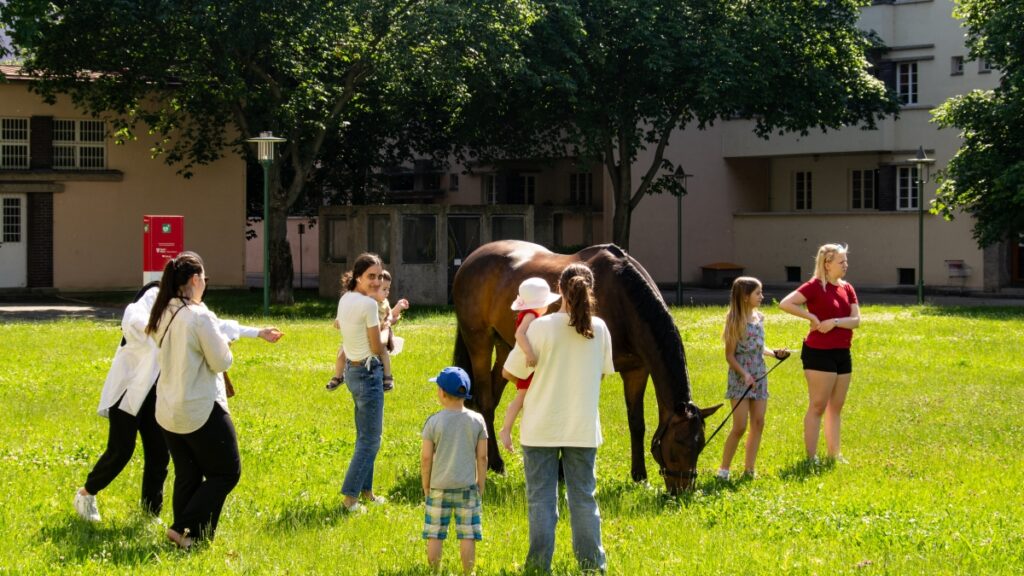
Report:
794,171,813,211
367,214,391,264
897,166,919,210
402,215,436,264
851,169,875,210
785,266,801,283
449,173,459,191
509,174,536,204
570,173,593,206
897,62,918,105
0,118,30,169
898,268,915,286
979,59,993,74
328,217,348,263
951,56,964,76
448,215,481,262
483,174,498,205
53,119,106,169
3,197,22,242
492,216,525,241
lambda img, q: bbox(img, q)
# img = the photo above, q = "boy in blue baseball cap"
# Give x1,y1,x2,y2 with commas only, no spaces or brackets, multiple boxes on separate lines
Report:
421,367,488,574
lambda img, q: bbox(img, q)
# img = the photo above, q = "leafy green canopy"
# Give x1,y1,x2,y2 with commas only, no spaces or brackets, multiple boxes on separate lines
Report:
933,0,1024,247
2,0,536,301
461,0,897,248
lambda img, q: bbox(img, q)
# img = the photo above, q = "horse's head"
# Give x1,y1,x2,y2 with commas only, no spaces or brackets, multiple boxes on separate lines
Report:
650,402,723,494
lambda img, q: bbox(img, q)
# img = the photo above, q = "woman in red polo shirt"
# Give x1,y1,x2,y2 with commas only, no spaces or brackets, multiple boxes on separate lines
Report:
779,243,860,462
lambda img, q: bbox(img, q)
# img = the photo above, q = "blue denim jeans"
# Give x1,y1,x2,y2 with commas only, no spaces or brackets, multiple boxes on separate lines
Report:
522,446,606,574
341,357,383,498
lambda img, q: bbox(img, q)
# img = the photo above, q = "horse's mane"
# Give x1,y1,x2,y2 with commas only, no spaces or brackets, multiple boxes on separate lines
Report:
603,245,692,406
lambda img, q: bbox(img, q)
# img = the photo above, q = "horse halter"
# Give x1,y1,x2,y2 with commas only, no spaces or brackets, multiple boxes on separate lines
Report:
650,409,704,481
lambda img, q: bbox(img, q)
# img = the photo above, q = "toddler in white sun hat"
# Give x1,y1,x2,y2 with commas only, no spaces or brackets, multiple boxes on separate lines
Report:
499,277,561,452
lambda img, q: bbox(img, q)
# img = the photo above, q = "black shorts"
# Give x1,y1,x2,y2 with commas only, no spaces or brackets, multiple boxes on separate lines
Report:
801,343,852,375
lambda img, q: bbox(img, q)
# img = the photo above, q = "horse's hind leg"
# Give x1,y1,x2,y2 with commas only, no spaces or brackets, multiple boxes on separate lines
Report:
484,341,512,474
461,327,507,474
621,367,650,482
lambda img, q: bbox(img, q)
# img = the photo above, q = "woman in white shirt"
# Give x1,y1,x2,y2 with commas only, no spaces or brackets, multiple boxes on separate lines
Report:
145,251,235,549
502,263,614,573
73,282,282,525
336,252,389,514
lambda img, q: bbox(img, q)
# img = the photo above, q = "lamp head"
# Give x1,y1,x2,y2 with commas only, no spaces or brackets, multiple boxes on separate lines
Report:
907,146,935,183
246,131,287,162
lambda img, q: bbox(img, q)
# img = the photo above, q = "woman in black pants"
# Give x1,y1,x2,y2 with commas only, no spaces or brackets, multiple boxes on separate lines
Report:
74,282,165,521
75,281,282,525
146,251,237,549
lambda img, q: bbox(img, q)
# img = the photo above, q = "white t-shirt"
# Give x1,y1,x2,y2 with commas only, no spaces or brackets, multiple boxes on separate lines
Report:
336,291,380,361
503,312,615,448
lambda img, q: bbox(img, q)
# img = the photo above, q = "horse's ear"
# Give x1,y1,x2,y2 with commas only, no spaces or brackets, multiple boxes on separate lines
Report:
700,404,723,419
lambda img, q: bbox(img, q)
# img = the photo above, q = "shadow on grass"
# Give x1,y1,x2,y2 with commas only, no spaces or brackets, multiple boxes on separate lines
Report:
266,495,351,532
391,461,785,520
919,306,1024,320
778,457,836,482
37,515,168,567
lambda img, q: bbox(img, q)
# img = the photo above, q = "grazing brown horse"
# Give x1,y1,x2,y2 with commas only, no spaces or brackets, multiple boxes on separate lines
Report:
452,240,721,493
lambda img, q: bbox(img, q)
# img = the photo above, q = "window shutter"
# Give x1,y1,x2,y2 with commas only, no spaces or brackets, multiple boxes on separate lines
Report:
875,61,896,94
30,116,53,169
877,165,896,211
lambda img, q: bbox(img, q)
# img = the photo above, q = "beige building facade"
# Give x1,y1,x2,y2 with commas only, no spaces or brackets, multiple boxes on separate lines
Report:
630,0,1016,292
0,66,247,291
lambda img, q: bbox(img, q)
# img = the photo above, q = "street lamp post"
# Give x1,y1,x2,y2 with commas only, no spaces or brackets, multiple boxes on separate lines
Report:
671,166,694,306
246,131,287,315
907,146,935,305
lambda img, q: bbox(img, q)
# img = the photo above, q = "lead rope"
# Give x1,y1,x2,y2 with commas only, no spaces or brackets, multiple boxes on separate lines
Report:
703,354,789,447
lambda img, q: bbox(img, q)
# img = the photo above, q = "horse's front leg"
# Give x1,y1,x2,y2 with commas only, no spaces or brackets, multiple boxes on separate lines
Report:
621,367,650,483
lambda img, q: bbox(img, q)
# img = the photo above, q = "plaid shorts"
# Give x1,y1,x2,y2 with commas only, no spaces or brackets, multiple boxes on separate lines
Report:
422,485,482,541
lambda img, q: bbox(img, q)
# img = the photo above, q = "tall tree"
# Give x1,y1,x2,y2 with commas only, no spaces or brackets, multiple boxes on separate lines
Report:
462,0,898,249
932,0,1024,248
2,0,533,302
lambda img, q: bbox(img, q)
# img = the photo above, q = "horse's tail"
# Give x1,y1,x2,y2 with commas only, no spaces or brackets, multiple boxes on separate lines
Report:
452,324,473,376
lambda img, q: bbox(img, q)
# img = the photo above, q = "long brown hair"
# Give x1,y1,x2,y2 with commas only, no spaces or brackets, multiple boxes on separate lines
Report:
145,251,204,335
723,276,761,348
559,263,596,339
339,252,382,294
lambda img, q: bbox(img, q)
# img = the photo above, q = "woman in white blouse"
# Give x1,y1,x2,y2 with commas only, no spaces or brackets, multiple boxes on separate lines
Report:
73,282,282,526
145,251,236,549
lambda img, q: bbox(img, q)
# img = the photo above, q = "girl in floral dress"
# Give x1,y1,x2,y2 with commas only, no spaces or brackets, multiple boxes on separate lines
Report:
717,277,789,480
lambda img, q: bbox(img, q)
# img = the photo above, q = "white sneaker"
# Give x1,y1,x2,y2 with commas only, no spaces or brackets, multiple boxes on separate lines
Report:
715,469,730,480
74,491,101,522
343,501,367,514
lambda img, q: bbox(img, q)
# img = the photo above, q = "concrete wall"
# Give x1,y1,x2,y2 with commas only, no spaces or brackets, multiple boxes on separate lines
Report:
734,211,983,289
319,204,533,305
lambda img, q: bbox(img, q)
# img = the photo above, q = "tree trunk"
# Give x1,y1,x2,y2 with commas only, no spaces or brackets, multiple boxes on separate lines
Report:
611,157,633,250
267,163,294,305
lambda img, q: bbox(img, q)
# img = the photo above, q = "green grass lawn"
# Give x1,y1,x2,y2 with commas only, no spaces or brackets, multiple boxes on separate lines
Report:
1,299,1022,575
